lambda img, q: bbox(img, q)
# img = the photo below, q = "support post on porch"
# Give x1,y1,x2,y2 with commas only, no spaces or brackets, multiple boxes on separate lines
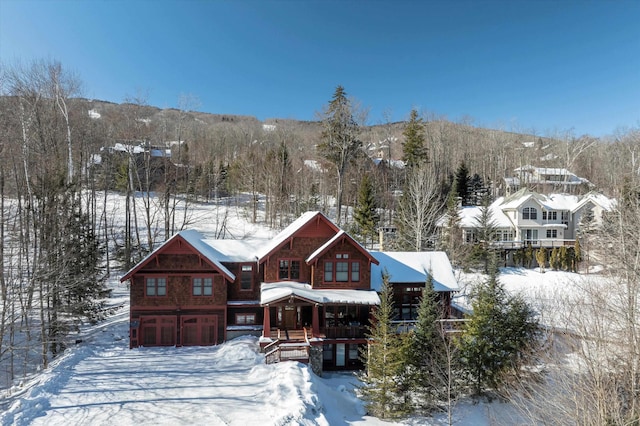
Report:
263,305,271,339
312,304,320,338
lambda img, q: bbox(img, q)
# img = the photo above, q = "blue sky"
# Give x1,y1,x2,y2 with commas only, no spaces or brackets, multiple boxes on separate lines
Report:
1,0,638,137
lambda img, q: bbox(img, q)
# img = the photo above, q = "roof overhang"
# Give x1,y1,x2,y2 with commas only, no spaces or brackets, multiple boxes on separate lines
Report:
260,281,380,306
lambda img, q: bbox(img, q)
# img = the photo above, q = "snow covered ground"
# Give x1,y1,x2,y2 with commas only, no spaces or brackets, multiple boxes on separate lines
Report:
0,193,609,425
1,275,529,426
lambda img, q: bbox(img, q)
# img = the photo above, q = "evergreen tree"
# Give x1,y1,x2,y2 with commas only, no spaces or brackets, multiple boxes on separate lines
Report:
559,245,569,271
407,273,453,413
535,247,546,273
402,109,428,168
549,247,560,271
524,245,534,268
317,85,362,225
458,256,540,396
469,173,486,206
353,173,379,248
441,188,463,266
473,195,498,273
573,239,582,273
454,161,471,206
360,272,408,418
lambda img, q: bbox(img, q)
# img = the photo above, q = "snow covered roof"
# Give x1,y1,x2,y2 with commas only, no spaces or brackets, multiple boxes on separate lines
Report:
256,211,338,262
369,251,460,292
441,190,616,231
458,198,515,229
202,238,266,263
260,281,380,306
572,192,617,212
120,229,236,282
305,230,378,265
173,230,236,280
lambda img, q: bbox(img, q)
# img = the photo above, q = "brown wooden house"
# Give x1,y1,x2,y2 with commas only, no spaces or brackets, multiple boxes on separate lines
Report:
121,211,459,371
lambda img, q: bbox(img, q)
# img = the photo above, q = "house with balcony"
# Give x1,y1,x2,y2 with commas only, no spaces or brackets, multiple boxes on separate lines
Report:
504,165,592,195
121,211,460,372
440,188,615,253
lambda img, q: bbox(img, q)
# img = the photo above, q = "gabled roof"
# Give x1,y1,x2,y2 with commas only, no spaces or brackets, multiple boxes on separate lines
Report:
255,211,340,262
500,188,544,210
120,230,236,283
457,198,515,229
369,251,460,292
306,230,379,265
571,192,617,213
260,281,380,306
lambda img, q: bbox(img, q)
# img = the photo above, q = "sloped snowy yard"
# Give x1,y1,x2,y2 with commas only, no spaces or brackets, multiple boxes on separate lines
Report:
0,281,388,426
0,278,527,426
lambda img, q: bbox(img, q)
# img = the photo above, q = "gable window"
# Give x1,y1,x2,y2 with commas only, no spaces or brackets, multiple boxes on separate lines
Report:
240,265,253,290
546,229,558,238
146,277,167,297
279,259,301,280
523,207,537,220
235,313,256,325
193,277,213,296
324,254,360,283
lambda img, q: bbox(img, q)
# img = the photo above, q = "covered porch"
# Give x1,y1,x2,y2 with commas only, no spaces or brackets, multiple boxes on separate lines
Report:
259,281,380,344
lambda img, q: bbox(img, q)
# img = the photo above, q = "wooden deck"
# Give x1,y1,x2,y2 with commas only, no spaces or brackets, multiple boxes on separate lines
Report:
264,328,313,364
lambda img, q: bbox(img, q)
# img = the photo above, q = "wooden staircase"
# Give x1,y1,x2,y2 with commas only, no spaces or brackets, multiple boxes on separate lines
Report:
264,328,311,364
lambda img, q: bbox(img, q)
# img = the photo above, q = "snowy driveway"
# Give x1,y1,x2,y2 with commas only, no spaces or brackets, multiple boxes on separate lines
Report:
1,307,374,426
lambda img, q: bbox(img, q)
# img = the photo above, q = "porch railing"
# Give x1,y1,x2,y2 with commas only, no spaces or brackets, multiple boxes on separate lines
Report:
264,327,311,365
321,325,366,339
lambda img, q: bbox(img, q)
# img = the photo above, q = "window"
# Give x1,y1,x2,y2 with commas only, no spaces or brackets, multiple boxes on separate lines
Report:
146,277,166,297
324,254,360,283
193,277,213,296
395,286,423,320
523,207,537,220
324,262,333,282
235,313,256,325
351,262,360,282
542,211,557,221
546,229,558,238
336,261,349,282
524,229,538,241
240,265,253,290
278,259,301,280
495,230,514,241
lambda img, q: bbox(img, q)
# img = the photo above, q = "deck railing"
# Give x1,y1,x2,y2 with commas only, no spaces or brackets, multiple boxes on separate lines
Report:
264,328,311,365
489,239,576,249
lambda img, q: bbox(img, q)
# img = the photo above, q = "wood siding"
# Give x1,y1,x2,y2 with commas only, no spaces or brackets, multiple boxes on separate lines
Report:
312,243,371,290
263,237,331,283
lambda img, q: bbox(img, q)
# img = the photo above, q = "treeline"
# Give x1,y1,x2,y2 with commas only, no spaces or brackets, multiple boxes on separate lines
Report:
0,60,638,419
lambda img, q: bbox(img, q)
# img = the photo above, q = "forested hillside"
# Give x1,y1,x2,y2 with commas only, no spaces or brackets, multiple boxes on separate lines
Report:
1,61,639,422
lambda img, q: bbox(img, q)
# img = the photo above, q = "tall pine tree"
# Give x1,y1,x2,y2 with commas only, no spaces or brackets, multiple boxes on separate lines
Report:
317,85,362,225
454,161,471,206
406,273,451,413
360,271,409,418
402,109,428,168
353,173,379,248
458,255,539,396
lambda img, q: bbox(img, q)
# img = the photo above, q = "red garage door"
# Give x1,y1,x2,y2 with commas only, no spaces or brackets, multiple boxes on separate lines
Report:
141,316,177,346
182,315,218,346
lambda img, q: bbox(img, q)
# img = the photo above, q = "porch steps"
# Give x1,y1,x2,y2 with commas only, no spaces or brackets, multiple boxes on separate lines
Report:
264,328,311,364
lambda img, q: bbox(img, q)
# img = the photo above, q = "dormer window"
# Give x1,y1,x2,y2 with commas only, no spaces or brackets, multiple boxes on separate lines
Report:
523,207,537,220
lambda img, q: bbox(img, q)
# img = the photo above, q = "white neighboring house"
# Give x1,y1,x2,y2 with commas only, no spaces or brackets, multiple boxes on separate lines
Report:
442,188,616,249
504,165,592,195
